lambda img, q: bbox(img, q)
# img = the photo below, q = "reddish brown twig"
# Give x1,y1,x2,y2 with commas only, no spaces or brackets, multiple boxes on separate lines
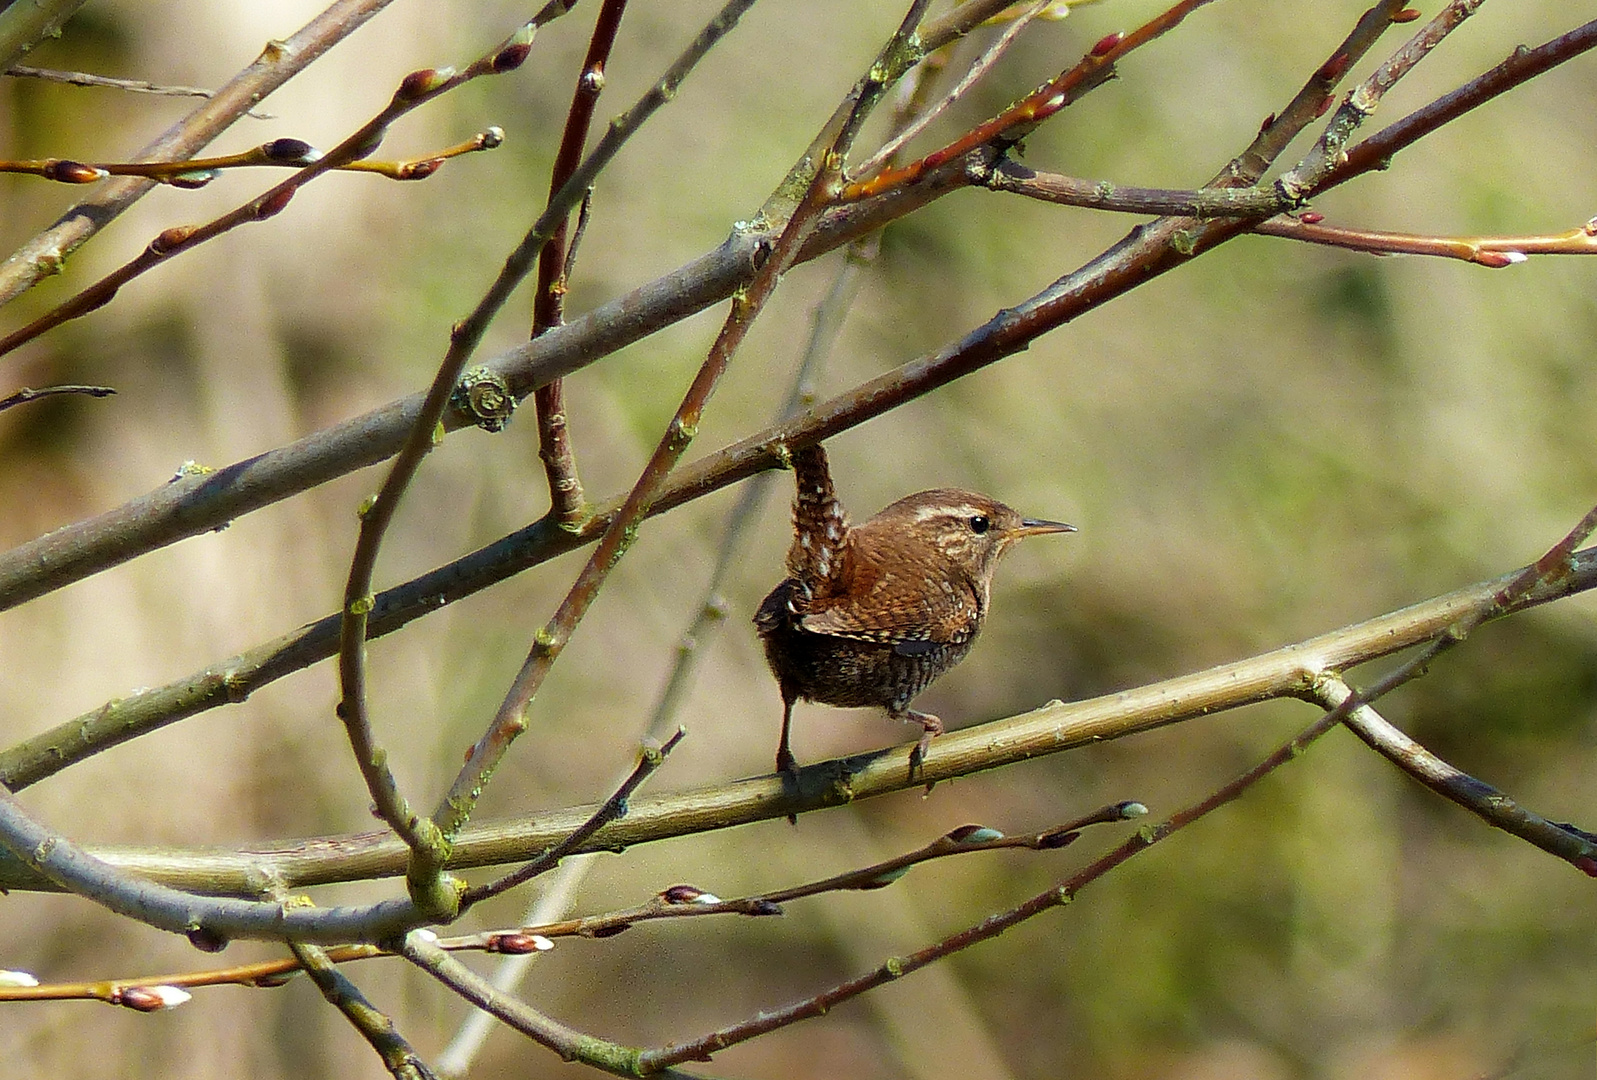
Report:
0,130,501,185
1257,212,1597,265
530,0,632,528
840,0,1225,202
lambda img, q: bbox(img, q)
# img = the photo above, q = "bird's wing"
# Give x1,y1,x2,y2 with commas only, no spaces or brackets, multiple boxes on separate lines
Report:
799,560,980,646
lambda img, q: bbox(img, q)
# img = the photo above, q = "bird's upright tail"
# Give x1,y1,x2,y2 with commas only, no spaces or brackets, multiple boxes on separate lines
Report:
786,443,849,591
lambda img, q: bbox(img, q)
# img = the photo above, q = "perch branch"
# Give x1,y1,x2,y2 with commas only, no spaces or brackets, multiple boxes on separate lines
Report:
5,541,1595,896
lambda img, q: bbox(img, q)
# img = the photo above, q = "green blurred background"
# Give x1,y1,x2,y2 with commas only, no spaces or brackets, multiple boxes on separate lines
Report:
2,1,1596,1077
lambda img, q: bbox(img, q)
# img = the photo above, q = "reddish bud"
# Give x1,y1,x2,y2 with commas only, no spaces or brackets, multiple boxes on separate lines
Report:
263,138,316,163
1258,112,1276,136
398,159,440,181
1313,95,1333,119
1474,250,1526,268
493,41,532,72
1315,52,1351,83
589,924,629,939
946,824,1003,844
397,66,455,101
487,932,553,954
253,186,296,220
1391,8,1421,22
1090,31,1124,58
186,926,228,953
1036,827,1080,850
45,159,104,183
1298,211,1325,225
116,985,191,1012
661,884,721,905
1576,856,1597,878
150,226,194,255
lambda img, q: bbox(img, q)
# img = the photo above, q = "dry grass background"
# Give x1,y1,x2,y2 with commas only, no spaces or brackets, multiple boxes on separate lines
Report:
1,0,1596,1077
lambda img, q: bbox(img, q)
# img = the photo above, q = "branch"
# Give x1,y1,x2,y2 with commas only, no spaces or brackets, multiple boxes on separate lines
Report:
530,0,634,528
1254,213,1597,265
400,931,656,1076
514,804,1143,941
1316,678,1597,873
6,542,1596,894
0,383,115,413
0,780,434,942
459,729,685,907
3,64,275,118
0,131,500,184
288,939,438,1080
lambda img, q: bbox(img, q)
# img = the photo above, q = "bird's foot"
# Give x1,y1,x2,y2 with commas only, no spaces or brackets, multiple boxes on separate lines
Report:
903,710,944,789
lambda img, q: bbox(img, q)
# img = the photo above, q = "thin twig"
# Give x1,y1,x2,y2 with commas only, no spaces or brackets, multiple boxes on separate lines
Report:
0,383,114,413
0,130,502,184
402,931,677,1077
849,0,1050,182
288,939,438,1080
510,803,1142,940
4,64,275,118
460,730,685,907
1254,213,1597,264
1276,0,1487,203
840,0,1225,202
531,0,631,528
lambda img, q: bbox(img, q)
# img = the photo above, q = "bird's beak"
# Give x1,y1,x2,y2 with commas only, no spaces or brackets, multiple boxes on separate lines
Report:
1016,518,1077,538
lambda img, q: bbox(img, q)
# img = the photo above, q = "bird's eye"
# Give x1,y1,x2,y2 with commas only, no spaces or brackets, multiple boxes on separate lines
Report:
968,515,990,534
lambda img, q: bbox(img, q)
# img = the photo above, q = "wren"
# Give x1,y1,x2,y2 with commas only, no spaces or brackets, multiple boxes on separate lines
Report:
754,443,1074,777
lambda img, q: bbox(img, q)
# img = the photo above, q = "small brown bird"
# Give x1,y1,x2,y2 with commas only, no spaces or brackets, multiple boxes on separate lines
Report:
755,443,1074,776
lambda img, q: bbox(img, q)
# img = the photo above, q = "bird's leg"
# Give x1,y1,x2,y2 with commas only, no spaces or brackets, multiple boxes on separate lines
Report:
898,707,944,782
776,694,799,775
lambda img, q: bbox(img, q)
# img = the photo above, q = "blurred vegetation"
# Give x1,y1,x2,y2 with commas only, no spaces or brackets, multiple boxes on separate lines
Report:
1,1,1596,1078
